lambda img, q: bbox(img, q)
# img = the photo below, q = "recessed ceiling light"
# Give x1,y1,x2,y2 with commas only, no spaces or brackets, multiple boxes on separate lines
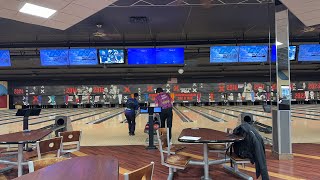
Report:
19,3,56,18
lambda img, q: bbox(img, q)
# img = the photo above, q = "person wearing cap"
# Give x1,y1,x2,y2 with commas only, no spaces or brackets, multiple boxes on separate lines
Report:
155,87,173,140
124,93,139,136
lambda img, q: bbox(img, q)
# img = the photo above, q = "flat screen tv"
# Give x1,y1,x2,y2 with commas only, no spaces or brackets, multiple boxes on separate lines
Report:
239,45,268,62
210,46,239,63
99,49,124,64
69,48,98,65
271,45,296,62
127,48,156,65
40,49,69,66
0,50,11,67
298,44,320,61
155,48,184,64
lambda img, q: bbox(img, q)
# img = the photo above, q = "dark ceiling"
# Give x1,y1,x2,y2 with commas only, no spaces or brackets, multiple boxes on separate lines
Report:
0,0,319,47
1,0,320,81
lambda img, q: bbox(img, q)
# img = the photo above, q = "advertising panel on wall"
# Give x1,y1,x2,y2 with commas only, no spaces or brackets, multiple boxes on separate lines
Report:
0,81,8,109
10,81,320,106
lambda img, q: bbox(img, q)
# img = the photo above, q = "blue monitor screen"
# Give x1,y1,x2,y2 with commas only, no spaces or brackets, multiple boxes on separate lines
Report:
99,49,124,64
210,46,239,63
298,44,320,61
271,45,296,62
239,45,268,62
0,50,11,67
40,49,69,66
156,48,184,64
128,48,156,65
140,108,148,113
69,48,98,65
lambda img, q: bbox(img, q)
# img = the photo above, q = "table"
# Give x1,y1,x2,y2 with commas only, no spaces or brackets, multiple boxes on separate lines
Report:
0,129,52,177
178,128,243,180
13,155,119,180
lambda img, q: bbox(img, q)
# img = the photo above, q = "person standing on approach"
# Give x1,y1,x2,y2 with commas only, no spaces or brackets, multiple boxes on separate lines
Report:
155,87,173,140
124,93,139,136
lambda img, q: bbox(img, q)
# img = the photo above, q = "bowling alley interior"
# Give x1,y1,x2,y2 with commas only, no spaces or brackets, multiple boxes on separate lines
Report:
0,0,320,180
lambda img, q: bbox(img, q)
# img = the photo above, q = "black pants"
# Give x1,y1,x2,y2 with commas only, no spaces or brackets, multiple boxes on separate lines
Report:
160,107,173,140
125,112,136,134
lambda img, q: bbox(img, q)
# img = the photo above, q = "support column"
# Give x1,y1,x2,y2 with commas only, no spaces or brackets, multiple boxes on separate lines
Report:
272,7,293,160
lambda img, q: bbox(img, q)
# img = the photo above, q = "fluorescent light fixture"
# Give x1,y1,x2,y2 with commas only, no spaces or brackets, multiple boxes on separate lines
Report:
276,41,283,46
19,3,56,18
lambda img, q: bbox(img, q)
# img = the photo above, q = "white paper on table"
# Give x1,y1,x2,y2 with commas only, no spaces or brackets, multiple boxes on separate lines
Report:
179,136,201,141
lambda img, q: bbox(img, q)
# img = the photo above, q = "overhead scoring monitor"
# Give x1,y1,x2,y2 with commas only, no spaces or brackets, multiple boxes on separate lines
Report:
69,48,98,65
298,44,320,62
0,50,11,67
40,49,69,66
210,46,239,63
239,45,268,62
99,49,124,64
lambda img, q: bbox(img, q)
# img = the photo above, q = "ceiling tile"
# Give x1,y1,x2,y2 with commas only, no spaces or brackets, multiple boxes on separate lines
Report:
43,19,70,30
15,12,47,25
281,0,320,26
28,0,72,10
0,0,24,11
51,12,82,24
61,3,96,18
0,0,117,30
73,0,114,11
0,8,18,19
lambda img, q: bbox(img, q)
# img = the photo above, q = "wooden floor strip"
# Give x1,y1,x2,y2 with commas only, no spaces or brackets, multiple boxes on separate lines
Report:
265,149,320,160
71,151,130,175
177,151,305,180
0,175,7,180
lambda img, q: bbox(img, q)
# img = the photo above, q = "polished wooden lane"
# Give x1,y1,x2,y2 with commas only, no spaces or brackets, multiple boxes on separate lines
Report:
0,105,320,147
13,155,119,180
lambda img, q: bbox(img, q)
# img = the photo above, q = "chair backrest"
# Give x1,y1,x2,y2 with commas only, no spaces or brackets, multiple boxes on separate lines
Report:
123,162,154,180
28,157,69,172
226,128,233,134
158,128,167,136
156,128,171,165
36,137,62,160
58,131,81,143
58,131,81,152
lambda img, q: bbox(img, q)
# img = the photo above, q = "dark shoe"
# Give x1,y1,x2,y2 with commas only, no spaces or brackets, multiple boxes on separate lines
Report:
132,132,135,136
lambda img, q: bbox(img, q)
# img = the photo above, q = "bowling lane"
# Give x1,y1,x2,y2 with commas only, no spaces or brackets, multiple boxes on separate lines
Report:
215,106,320,143
242,105,320,120
0,108,73,121
33,108,114,128
196,106,272,139
0,108,94,134
0,108,88,125
75,108,190,146
174,106,238,135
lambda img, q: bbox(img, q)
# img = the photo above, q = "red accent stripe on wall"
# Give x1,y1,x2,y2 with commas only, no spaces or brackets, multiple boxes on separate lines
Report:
0,96,7,108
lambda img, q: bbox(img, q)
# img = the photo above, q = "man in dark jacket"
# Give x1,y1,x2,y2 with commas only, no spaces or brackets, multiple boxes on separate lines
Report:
233,123,269,180
124,93,139,136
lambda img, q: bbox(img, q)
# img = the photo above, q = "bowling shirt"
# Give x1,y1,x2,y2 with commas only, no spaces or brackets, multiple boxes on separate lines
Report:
155,92,173,109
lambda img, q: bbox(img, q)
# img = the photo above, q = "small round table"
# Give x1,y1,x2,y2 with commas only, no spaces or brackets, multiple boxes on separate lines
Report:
178,128,243,180
14,155,119,180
